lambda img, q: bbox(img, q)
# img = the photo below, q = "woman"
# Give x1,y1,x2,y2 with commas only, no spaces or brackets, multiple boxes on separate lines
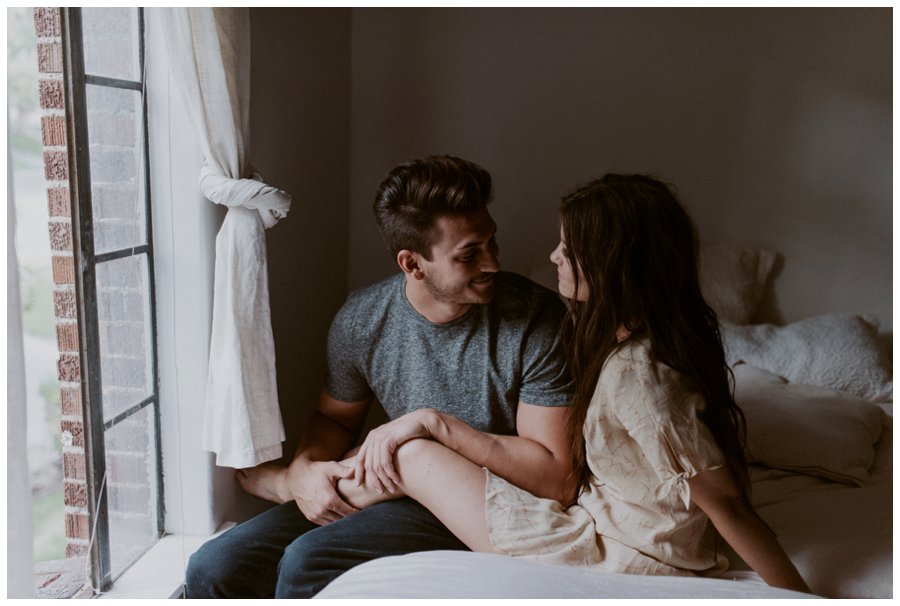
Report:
338,174,809,592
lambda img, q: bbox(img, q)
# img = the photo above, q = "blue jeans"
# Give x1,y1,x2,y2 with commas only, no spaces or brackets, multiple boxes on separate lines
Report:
184,497,469,598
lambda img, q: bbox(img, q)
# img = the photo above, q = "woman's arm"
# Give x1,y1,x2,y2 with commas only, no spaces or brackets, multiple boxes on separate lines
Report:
688,467,811,594
352,405,577,504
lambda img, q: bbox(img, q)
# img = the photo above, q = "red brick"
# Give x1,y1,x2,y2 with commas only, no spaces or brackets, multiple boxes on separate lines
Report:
107,484,152,516
65,543,89,558
44,149,68,181
41,115,66,146
51,255,75,284
48,221,72,251
63,481,88,508
60,387,82,416
56,323,79,353
53,290,76,318
64,513,89,540
63,452,86,481
48,188,70,216
60,419,84,448
37,42,62,73
108,453,150,483
39,79,65,110
57,353,81,383
33,8,61,38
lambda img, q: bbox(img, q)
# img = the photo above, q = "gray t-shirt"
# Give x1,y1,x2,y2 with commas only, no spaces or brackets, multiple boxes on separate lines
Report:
325,271,573,436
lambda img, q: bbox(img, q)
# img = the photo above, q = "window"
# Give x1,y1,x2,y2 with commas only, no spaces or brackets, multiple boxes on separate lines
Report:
62,7,163,590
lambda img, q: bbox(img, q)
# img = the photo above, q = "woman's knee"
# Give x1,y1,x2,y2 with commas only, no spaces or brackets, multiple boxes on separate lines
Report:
395,437,442,469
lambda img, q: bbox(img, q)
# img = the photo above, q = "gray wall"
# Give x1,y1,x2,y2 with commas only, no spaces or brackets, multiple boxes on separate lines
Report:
252,7,890,477
250,8,352,476
348,8,891,329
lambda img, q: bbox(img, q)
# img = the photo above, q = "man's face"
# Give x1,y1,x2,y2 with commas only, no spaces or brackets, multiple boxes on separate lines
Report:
418,207,500,306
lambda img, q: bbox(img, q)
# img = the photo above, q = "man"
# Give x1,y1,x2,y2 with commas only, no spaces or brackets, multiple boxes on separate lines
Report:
185,155,574,598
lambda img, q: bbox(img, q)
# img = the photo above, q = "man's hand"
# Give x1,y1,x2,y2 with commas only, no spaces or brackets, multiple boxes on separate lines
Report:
354,408,437,495
287,458,359,525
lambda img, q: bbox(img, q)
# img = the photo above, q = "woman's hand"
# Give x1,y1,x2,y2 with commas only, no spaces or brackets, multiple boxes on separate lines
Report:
354,408,439,494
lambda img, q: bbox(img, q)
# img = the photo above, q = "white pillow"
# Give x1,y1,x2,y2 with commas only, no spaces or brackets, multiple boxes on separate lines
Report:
699,244,776,324
733,363,885,485
723,314,892,402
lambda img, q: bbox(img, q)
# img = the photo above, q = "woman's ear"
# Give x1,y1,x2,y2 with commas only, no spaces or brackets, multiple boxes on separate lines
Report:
397,250,424,279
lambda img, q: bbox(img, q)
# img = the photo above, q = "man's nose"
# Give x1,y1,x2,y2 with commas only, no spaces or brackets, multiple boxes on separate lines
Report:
481,250,500,273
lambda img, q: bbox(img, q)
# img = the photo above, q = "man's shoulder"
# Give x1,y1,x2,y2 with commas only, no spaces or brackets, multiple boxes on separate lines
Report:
493,271,566,318
342,273,402,309
331,273,403,335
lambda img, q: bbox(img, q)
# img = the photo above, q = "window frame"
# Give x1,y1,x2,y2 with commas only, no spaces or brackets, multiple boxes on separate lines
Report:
61,7,164,592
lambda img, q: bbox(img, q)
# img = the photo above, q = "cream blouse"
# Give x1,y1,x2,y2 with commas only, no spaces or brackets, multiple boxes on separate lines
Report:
484,337,728,576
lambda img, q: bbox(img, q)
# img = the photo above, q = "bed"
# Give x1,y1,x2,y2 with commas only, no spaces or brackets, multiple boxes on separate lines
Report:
316,247,893,600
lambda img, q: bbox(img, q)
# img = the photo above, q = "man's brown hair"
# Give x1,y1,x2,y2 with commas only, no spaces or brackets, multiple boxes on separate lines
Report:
373,155,493,259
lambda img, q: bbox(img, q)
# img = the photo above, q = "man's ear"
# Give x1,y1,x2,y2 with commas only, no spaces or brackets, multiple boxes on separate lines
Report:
397,250,424,279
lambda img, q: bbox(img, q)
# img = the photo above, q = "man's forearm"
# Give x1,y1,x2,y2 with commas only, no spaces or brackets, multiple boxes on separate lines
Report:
236,411,360,506
426,410,576,503
293,411,359,465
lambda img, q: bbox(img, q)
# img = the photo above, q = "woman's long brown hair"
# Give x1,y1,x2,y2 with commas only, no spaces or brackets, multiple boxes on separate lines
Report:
560,174,750,498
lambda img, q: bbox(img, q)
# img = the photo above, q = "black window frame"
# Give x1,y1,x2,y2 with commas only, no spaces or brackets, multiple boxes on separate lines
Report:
61,7,163,592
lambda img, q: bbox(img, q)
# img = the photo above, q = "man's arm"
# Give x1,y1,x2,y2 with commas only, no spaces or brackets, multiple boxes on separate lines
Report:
354,402,577,505
434,402,578,504
274,390,371,524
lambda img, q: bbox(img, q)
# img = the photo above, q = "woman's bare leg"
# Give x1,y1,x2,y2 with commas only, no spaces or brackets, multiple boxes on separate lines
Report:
241,441,495,553
337,439,494,553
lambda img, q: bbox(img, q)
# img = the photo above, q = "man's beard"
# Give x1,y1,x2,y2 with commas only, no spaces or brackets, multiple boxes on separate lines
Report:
423,274,494,306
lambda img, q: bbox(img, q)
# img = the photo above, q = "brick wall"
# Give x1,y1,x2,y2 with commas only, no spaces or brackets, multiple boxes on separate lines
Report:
35,8,160,573
34,6,90,559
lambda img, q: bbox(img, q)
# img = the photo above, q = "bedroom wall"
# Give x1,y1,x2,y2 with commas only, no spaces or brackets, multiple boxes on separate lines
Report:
347,8,892,330
249,8,352,482
230,6,887,525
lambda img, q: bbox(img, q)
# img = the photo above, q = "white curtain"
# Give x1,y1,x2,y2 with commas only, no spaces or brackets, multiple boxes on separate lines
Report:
159,8,289,469
8,144,35,597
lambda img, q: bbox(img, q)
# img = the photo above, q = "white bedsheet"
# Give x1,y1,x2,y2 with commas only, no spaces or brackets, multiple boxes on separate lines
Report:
725,406,892,599
314,551,815,599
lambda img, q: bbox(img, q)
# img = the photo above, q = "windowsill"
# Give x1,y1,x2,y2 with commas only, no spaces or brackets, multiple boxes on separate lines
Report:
96,524,234,599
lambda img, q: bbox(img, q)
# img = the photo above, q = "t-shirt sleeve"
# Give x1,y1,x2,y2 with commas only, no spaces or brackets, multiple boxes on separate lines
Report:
606,356,725,507
518,295,574,407
323,297,373,403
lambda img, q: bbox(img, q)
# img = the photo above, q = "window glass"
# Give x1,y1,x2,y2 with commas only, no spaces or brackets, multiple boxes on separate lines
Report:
104,404,160,579
81,8,141,82
62,7,161,591
86,84,147,255
96,255,153,423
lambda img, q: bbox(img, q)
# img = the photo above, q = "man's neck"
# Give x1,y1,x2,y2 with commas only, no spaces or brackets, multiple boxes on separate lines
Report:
405,279,471,324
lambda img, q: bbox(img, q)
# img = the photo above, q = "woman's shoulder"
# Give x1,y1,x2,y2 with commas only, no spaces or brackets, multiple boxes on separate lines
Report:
597,338,695,415
603,337,655,375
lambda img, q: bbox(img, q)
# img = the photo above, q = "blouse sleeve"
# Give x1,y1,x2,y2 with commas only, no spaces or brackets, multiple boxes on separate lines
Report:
605,355,725,508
